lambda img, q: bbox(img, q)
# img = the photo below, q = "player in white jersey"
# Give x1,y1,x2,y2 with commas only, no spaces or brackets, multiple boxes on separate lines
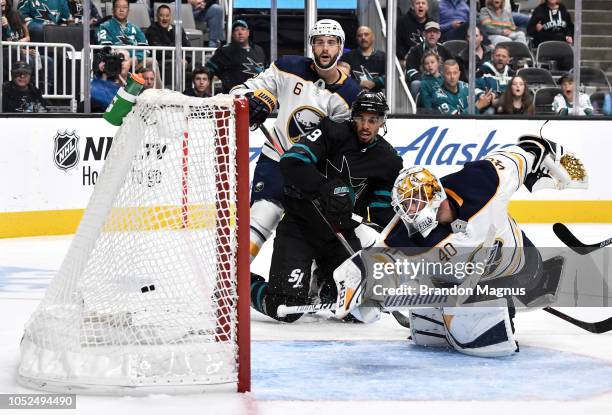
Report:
333,135,588,357
231,19,361,262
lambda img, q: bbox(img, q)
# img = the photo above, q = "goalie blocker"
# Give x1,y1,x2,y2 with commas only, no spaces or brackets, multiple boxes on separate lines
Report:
333,134,587,358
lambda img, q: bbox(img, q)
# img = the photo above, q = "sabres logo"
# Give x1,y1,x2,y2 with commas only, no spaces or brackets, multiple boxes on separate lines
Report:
53,130,80,171
286,106,325,143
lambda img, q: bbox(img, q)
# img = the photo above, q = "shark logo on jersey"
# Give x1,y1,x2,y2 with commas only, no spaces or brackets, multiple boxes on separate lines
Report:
287,106,325,143
242,57,265,77
324,156,367,200
352,66,379,83
53,130,80,171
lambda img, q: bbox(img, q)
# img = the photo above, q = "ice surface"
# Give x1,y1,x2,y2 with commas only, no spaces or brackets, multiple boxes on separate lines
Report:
1,225,611,414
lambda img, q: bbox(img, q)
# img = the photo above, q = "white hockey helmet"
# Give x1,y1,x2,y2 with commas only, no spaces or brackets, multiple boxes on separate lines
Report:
391,167,447,238
308,19,345,69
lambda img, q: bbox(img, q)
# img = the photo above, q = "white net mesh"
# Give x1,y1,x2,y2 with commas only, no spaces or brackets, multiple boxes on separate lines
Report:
19,91,244,393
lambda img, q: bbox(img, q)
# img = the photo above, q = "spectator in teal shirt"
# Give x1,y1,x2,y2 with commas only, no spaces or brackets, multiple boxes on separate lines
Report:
418,50,444,113
19,0,72,42
97,0,148,61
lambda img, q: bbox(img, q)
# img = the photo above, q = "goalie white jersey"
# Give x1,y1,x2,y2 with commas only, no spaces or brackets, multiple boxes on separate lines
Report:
232,55,360,161
380,146,532,280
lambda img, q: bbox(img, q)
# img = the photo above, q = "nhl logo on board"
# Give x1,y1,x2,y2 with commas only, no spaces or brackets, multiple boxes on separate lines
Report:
53,130,80,171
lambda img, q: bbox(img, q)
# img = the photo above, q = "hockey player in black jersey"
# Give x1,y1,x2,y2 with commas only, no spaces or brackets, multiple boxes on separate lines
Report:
250,91,403,323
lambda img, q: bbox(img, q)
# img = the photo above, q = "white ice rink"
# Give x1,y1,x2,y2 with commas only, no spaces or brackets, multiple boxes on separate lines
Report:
1,224,611,415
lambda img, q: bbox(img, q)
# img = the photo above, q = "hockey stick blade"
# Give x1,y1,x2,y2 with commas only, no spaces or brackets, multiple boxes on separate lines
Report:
277,302,336,318
543,307,612,334
553,223,612,255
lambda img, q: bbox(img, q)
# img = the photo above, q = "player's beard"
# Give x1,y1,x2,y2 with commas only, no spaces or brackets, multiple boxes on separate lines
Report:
314,52,340,71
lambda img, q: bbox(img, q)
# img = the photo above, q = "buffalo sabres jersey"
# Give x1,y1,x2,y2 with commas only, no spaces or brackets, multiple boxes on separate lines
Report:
232,55,361,162
380,146,532,280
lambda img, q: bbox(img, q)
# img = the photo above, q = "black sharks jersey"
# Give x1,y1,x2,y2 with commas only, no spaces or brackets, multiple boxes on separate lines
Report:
279,117,403,230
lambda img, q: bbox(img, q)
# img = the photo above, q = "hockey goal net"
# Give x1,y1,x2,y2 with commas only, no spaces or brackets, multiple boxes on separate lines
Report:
18,90,251,393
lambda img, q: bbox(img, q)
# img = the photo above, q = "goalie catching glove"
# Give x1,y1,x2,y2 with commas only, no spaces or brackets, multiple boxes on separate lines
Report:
318,178,355,231
517,135,588,192
246,89,277,129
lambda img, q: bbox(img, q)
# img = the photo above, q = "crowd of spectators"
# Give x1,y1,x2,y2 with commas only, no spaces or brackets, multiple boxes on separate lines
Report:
1,0,610,116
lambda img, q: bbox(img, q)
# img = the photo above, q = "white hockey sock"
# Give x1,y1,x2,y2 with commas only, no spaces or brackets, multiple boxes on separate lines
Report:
250,199,283,262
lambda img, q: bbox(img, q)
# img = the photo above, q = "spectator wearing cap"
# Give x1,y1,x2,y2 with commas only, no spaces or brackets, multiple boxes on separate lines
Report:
18,0,73,42
396,0,434,67
439,0,469,41
340,26,386,93
205,19,267,94
552,74,593,116
183,66,211,98
2,61,48,112
191,0,225,47
405,21,451,97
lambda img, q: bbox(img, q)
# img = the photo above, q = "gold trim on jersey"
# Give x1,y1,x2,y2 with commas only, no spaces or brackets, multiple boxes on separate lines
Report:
444,187,464,207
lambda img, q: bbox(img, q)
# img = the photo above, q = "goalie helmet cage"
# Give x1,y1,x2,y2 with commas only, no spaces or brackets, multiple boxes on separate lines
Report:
18,91,251,394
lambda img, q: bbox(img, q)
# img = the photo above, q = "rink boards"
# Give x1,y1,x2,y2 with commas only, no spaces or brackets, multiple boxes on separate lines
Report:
1,116,611,237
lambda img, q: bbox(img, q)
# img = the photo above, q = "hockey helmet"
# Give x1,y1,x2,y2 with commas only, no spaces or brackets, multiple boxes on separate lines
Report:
308,19,345,70
308,19,345,48
391,167,447,238
351,91,389,119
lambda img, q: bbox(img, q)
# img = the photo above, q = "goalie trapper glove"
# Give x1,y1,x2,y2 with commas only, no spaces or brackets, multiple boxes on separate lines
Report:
246,89,277,129
517,135,587,192
318,178,355,230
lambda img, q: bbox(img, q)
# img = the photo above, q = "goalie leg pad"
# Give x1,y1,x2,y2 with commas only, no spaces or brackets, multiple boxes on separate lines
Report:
408,308,450,347
442,299,519,357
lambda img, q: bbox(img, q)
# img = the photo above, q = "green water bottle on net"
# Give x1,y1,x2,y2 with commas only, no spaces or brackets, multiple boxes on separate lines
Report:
103,72,145,126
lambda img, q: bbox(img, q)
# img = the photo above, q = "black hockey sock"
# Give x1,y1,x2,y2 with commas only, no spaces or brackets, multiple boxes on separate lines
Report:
250,273,268,315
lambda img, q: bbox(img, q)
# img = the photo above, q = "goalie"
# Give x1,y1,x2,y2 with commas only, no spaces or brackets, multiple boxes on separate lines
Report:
333,135,587,357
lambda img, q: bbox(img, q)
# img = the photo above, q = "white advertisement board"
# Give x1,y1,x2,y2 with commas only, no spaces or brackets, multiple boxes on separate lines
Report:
0,116,609,236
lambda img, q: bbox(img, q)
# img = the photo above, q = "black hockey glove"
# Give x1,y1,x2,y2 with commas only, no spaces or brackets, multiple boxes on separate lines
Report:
246,89,277,129
517,135,587,192
318,178,355,230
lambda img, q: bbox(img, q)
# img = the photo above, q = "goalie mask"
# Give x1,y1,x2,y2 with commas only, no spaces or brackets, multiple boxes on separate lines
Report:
391,167,447,238
308,19,345,71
